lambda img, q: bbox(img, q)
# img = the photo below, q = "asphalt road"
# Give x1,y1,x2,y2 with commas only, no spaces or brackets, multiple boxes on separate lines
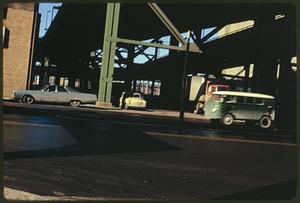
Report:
3,108,297,200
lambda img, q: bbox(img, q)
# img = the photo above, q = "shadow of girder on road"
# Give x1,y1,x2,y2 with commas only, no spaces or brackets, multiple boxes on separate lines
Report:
61,118,181,154
4,118,180,160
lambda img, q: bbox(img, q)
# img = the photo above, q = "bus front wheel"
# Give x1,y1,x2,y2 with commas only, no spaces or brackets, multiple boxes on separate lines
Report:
222,114,234,126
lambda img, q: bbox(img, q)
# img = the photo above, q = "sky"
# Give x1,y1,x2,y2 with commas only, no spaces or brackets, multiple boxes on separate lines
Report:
38,3,62,38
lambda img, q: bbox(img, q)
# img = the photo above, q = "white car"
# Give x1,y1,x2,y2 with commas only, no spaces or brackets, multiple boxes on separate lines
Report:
12,85,97,107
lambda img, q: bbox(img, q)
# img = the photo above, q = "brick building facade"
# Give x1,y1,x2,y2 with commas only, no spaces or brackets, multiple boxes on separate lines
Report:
3,3,39,98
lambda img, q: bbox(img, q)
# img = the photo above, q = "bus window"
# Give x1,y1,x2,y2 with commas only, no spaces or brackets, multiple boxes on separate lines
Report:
225,95,236,103
208,86,216,94
255,98,264,105
208,95,222,102
236,96,244,103
245,97,254,104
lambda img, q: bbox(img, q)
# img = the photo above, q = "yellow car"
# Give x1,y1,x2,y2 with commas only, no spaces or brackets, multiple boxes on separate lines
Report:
119,92,147,110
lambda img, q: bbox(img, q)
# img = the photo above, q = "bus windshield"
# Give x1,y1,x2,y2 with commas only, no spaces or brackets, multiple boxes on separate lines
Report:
208,95,223,102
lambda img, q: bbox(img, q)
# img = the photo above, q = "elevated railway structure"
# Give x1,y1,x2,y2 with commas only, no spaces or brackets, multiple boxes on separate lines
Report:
35,3,296,129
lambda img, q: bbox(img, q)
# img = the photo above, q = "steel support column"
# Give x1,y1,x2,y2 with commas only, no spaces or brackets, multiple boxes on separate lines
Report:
126,45,135,91
243,64,250,92
97,3,120,106
276,56,295,130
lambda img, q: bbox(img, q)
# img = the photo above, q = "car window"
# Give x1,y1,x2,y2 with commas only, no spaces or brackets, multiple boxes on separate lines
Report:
133,93,141,98
45,86,56,92
40,85,48,91
65,87,77,92
57,86,67,92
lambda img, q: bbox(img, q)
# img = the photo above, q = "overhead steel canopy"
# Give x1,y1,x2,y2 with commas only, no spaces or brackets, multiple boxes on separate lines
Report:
34,3,296,130
39,3,295,66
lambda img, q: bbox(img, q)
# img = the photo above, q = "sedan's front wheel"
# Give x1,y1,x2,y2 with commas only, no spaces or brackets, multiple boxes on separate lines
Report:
23,95,34,104
70,100,81,107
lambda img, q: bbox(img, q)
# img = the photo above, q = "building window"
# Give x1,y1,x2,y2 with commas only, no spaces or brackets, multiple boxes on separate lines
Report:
49,76,56,85
153,80,161,96
59,77,69,87
87,81,92,89
133,79,161,96
3,27,10,48
59,77,65,86
64,78,69,87
33,75,40,85
75,79,80,88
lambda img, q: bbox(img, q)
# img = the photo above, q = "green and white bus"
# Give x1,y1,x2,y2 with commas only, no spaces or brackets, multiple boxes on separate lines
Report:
204,91,275,128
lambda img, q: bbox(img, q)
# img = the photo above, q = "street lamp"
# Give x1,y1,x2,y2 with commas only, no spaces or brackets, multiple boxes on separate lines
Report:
179,30,191,123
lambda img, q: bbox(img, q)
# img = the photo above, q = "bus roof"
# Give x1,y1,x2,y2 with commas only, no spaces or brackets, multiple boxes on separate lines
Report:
212,91,275,99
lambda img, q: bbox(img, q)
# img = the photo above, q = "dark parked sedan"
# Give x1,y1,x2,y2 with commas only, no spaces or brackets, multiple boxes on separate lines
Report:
12,85,97,107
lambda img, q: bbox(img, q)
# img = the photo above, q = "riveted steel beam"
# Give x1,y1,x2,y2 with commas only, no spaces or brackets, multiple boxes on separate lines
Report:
97,3,120,105
148,3,202,53
109,37,186,51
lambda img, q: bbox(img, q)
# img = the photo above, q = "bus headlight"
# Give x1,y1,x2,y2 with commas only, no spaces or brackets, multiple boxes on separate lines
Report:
212,107,217,113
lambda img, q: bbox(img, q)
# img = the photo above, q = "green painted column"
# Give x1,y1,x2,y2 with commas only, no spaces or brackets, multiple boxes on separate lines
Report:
97,3,120,106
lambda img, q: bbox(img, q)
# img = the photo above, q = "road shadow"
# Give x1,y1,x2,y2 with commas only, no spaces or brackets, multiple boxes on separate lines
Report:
214,179,296,200
4,118,180,160
61,118,180,153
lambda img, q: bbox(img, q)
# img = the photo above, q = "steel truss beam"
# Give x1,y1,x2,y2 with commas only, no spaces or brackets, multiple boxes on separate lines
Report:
109,37,186,51
200,25,225,43
134,39,156,56
147,3,202,53
97,3,203,105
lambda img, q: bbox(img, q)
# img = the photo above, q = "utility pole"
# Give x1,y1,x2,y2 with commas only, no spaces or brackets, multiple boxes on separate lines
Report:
179,30,191,122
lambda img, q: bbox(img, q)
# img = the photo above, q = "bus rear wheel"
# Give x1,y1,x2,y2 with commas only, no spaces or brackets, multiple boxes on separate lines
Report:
222,114,234,126
259,116,272,129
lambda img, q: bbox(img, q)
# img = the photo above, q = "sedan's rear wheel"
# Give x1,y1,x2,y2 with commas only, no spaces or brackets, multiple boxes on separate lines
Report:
23,95,34,104
70,100,81,107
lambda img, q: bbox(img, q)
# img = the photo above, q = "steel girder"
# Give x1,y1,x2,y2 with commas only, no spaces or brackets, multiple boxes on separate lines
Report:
97,3,203,105
97,3,120,105
148,3,202,53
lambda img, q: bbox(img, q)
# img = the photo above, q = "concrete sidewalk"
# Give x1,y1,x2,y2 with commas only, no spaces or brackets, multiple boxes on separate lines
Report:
4,187,146,201
3,101,211,124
